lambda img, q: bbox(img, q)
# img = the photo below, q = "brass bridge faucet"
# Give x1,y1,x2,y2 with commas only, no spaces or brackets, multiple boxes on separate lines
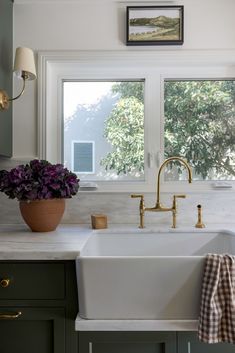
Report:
131,156,192,228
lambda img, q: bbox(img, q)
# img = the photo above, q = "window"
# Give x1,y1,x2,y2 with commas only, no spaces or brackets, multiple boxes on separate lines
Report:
63,80,145,182
39,51,235,192
71,141,95,174
164,80,235,181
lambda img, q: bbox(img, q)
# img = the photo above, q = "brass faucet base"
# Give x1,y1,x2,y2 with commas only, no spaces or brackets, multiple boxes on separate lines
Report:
195,223,205,228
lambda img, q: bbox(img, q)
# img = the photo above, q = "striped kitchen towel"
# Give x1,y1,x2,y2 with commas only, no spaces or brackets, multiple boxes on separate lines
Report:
198,253,235,344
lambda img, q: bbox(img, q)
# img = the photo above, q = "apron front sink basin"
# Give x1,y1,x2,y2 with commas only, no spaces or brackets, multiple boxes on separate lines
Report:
76,229,235,320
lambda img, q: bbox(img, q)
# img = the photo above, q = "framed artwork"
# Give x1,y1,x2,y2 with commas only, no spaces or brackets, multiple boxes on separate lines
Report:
126,6,184,46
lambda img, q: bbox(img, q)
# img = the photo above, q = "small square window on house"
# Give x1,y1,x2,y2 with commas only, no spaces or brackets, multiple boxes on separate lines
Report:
72,141,94,174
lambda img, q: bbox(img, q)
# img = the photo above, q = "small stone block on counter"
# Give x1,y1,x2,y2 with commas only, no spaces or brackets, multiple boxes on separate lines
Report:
91,214,108,229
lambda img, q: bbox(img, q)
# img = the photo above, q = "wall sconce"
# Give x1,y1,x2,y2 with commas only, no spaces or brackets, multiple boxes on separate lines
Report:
0,47,37,111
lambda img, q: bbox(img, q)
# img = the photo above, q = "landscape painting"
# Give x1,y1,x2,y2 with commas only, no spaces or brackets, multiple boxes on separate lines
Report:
126,6,184,45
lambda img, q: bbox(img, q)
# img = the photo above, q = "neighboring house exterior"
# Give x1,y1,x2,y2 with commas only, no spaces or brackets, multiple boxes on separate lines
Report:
64,94,119,180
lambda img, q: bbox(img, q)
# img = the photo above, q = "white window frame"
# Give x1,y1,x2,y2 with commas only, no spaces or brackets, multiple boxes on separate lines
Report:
38,50,235,193
71,140,95,174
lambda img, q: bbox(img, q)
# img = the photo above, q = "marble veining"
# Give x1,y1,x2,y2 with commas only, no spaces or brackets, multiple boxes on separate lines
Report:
0,191,235,227
0,224,92,260
0,158,234,227
75,314,198,332
0,224,234,261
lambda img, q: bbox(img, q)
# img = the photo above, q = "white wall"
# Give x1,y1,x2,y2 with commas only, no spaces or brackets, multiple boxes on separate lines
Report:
0,0,234,226
12,0,235,158
14,0,235,52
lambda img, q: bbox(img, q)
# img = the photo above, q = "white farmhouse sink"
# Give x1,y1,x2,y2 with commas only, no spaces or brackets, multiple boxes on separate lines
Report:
76,230,235,320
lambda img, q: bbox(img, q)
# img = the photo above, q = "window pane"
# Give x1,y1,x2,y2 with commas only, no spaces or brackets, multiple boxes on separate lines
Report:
164,80,235,181
73,141,94,173
63,81,144,181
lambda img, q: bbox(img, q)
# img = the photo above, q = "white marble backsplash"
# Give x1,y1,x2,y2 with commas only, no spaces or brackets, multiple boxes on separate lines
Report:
0,157,234,227
0,191,234,227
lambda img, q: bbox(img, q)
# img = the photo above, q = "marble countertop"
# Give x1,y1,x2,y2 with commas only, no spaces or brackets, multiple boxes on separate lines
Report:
75,314,198,331
0,223,234,260
0,224,93,260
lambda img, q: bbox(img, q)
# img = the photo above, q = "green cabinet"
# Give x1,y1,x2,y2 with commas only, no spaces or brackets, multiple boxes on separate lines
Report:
79,332,177,353
0,307,65,353
178,332,235,353
0,261,78,353
80,332,235,353
1,260,235,353
0,262,65,299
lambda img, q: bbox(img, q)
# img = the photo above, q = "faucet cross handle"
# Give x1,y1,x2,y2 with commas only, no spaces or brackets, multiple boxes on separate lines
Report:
131,194,145,228
174,194,186,198
172,194,186,228
131,194,144,200
173,194,186,208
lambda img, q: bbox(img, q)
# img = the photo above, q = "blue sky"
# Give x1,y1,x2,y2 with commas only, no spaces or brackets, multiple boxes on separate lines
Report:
130,9,180,20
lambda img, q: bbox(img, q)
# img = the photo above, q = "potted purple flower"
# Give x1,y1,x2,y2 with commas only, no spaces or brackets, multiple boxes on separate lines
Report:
0,159,79,232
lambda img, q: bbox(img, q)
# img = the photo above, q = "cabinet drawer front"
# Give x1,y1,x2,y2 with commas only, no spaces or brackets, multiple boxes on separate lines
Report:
0,307,65,353
0,263,65,299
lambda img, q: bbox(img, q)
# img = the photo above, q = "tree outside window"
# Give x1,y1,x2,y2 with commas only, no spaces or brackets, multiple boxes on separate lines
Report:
102,80,235,181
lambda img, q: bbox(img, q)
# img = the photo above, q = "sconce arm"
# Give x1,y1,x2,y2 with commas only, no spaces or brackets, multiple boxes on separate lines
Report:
8,75,26,102
0,72,27,111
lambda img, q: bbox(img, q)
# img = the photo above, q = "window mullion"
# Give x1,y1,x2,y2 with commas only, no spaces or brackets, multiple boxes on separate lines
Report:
144,71,161,190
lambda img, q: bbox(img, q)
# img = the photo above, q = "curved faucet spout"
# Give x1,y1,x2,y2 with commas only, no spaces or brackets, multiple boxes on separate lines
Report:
131,156,192,228
156,156,192,208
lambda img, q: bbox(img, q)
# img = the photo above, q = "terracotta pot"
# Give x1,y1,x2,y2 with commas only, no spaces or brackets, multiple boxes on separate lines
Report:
19,199,65,232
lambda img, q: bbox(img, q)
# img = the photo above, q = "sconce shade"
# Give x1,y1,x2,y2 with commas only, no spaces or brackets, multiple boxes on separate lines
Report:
0,46,37,111
14,47,37,80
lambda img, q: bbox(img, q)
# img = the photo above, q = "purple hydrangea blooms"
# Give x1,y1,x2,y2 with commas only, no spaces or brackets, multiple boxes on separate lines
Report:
0,159,79,201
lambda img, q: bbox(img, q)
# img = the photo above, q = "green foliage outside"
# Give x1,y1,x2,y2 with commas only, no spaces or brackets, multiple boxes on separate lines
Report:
100,92,144,175
165,81,235,179
129,16,180,41
101,80,235,180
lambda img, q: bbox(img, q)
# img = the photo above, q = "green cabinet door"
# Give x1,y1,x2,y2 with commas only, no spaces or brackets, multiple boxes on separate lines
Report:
0,307,65,353
79,332,177,353
178,332,235,353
